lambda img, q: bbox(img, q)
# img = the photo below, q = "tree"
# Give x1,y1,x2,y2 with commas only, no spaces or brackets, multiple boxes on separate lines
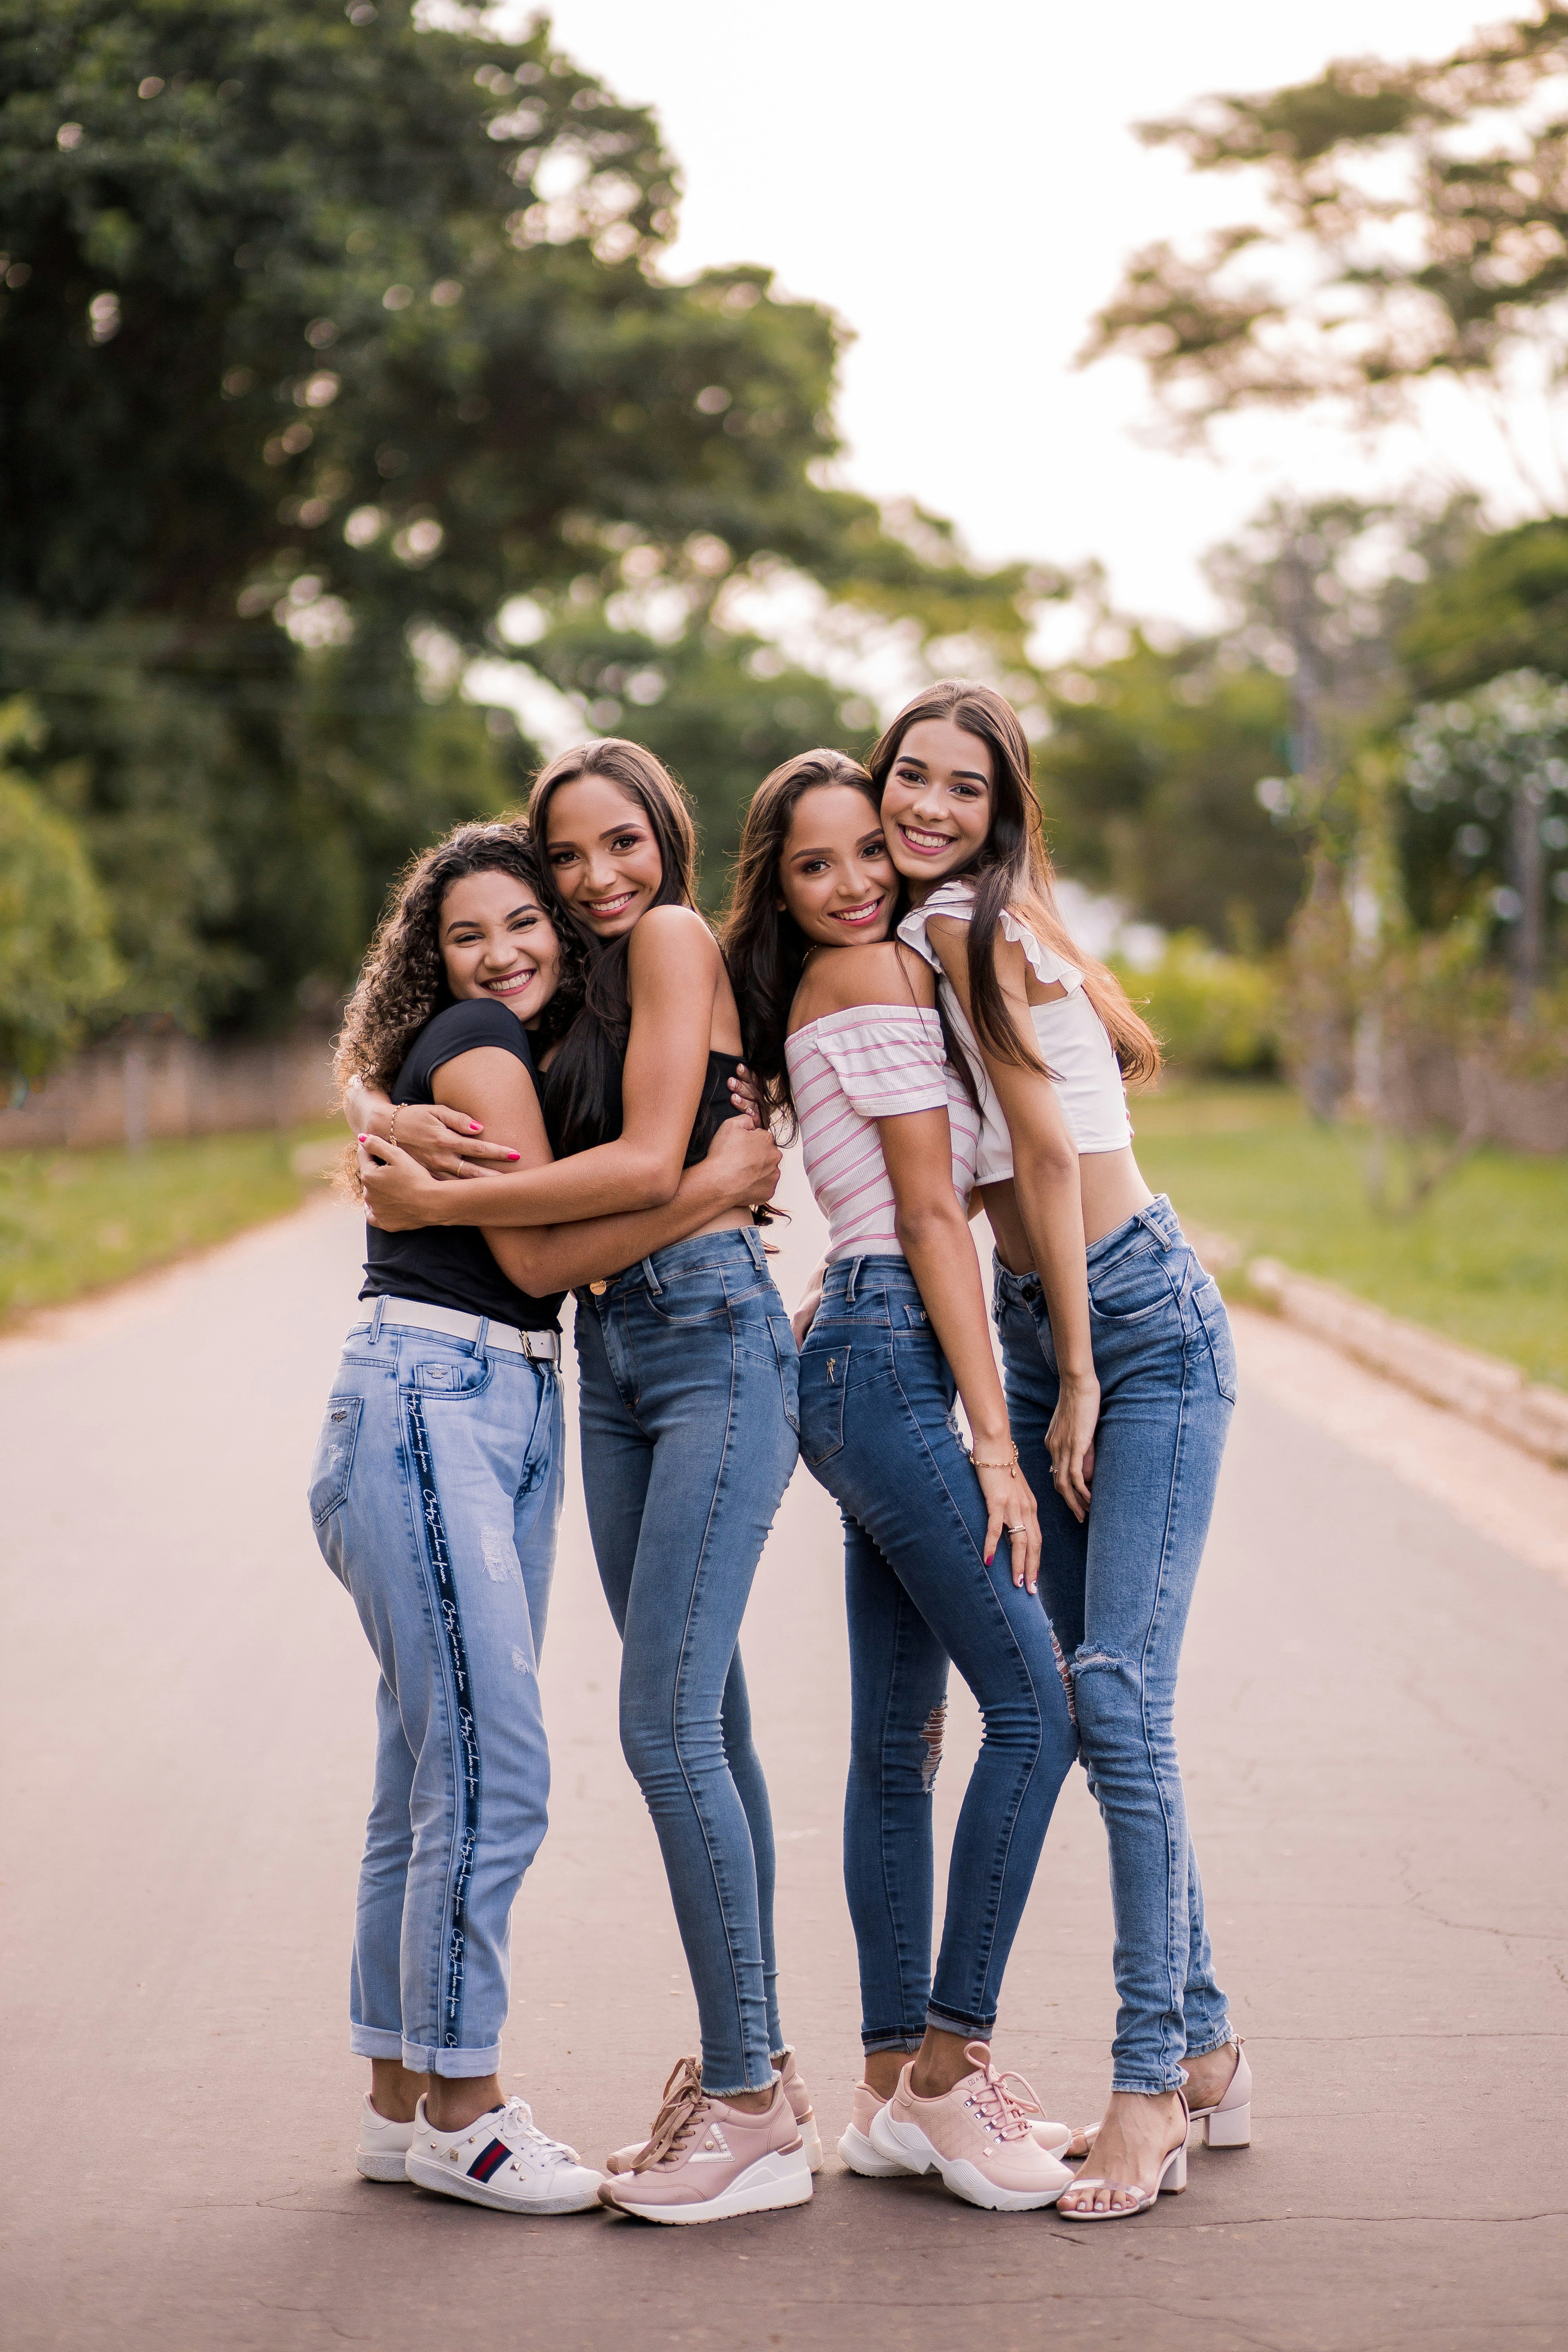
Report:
1,1,1049,1029
0,699,121,1087
1083,9,1568,471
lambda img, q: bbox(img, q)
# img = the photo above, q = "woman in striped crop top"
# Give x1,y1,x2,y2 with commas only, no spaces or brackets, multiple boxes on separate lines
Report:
725,750,1081,2213
873,681,1247,2220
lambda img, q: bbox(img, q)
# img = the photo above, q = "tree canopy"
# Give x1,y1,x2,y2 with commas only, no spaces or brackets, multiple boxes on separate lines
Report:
1084,10,1568,448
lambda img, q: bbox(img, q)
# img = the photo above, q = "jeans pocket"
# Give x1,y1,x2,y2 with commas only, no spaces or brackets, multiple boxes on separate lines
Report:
798,1343,848,1467
309,1393,362,1527
769,1315,800,1434
1192,1277,1238,1404
1089,1245,1177,1325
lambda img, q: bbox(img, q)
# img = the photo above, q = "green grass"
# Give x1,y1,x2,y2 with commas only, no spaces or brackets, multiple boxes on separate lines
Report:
0,1125,343,1325
1130,1080,1568,1392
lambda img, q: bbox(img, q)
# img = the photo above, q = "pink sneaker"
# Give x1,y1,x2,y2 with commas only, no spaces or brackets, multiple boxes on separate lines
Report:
605,2048,823,2176
867,2046,1076,2211
600,2057,813,2225
841,2071,1071,2174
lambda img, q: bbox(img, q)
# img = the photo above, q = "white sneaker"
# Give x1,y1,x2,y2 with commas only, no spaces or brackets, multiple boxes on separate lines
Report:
405,2093,603,2214
355,2093,417,2182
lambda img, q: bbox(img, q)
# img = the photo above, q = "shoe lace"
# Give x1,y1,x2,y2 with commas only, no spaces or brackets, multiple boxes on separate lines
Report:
496,2095,579,2167
965,2058,1043,2143
630,2056,708,2172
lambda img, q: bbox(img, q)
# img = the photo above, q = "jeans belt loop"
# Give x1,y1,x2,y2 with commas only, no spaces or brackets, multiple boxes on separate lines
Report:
369,1295,386,1342
639,1254,662,1297
744,1225,765,1273
845,1256,860,1307
476,1315,490,1356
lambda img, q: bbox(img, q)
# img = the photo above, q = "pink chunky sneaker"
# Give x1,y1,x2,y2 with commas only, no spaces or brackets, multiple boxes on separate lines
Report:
841,2071,1071,2174
605,2049,823,2176
600,2057,813,2225
867,2046,1076,2211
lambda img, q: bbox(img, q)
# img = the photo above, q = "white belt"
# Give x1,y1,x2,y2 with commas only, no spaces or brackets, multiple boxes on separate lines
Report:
352,1296,559,1361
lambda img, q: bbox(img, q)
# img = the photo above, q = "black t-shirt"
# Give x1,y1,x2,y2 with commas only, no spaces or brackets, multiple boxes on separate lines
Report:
359,999,564,1331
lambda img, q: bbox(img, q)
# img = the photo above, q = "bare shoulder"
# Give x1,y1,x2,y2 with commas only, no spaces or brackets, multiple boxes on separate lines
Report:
805,940,936,1015
627,903,721,977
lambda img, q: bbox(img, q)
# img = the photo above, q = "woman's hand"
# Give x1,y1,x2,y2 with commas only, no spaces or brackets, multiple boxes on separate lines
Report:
389,1102,522,1180
976,1457,1041,1594
357,1132,449,1230
725,1064,766,1129
702,1114,783,1211
791,1258,825,1349
1046,1369,1099,1524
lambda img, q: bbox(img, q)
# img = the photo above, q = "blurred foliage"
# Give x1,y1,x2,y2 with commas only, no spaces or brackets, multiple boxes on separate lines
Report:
1399,670,1568,944
0,0,1047,1034
1400,520,1568,696
1115,934,1280,1077
0,698,122,1086
1084,10,1568,440
1037,632,1299,947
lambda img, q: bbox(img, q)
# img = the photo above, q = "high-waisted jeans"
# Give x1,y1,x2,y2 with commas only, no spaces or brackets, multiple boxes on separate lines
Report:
995,1194,1235,2093
798,1253,1079,2051
309,1304,565,2077
573,1225,800,2097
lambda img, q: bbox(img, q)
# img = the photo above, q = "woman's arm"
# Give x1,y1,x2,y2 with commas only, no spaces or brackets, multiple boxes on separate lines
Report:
926,918,1099,1524
344,1073,521,1179
359,909,721,1232
877,1107,1040,1593
361,1047,779,1291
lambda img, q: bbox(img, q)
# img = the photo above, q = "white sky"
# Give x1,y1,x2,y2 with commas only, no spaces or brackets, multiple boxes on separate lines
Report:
513,0,1527,635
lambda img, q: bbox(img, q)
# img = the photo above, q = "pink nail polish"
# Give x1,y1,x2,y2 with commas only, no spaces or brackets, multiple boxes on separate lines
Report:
507,1150,520,1160
470,1122,482,1133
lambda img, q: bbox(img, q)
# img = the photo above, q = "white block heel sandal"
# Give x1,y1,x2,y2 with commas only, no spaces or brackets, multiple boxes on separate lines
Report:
1185,2039,1252,2149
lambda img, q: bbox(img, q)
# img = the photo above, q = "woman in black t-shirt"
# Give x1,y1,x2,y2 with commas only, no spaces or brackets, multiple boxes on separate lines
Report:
312,821,779,2214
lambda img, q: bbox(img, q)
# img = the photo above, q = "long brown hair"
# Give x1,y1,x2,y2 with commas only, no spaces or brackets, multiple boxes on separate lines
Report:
334,820,584,1098
527,737,704,1155
721,747,977,1133
868,680,1161,1086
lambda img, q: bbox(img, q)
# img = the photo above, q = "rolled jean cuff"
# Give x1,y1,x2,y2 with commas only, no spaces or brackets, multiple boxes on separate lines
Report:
349,2024,406,2062
402,2037,502,2079
1111,2069,1190,2096
926,2001,994,2042
862,2032,924,2057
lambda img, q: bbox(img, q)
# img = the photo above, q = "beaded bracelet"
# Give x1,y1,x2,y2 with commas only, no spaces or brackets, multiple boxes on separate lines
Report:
969,1441,1019,1471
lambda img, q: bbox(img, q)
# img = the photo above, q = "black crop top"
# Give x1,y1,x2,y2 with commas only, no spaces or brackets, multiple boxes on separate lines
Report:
359,999,564,1332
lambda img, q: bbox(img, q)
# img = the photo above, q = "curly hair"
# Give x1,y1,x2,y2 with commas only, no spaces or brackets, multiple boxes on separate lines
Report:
333,820,588,1100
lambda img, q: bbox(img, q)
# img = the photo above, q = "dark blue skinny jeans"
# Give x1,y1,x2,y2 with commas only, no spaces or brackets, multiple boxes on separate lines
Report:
798,1252,1079,2053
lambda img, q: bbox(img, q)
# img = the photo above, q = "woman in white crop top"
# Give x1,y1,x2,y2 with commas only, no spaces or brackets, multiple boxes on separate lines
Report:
873,681,1247,2219
724,750,1082,2212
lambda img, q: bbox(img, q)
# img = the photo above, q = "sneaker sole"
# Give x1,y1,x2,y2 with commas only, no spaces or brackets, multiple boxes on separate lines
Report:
837,2123,906,2179
405,2153,603,2215
868,2113,1070,2212
797,2113,824,2175
355,2149,412,2182
606,2144,814,2225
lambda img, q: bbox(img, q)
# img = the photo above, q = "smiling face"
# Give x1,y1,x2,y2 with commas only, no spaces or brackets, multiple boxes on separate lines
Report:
775,784,897,949
438,868,561,1028
879,716,994,897
542,774,665,940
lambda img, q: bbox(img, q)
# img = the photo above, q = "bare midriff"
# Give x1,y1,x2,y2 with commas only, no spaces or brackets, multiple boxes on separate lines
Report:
982,1144,1155,1274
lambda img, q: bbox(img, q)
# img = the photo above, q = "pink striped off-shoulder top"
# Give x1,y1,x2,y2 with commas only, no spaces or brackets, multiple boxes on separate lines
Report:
784,1004,981,1261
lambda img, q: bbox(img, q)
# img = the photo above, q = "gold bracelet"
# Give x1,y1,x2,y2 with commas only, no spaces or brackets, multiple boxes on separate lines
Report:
969,1441,1018,1471
389,1103,399,1151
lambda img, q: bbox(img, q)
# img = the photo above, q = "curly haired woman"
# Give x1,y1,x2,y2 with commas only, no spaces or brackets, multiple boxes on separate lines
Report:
312,820,778,2215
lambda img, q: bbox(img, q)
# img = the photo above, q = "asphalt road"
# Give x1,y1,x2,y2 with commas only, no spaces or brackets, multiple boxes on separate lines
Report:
3,1162,1565,2352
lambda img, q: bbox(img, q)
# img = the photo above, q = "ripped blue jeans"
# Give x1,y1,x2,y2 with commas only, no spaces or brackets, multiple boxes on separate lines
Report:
995,1196,1235,2094
309,1306,564,2078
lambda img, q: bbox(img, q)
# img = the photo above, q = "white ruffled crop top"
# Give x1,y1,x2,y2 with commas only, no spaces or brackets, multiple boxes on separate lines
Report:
897,878,1132,1180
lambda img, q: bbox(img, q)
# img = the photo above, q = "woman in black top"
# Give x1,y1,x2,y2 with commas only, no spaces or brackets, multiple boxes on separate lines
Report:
356,746,820,2224
318,822,780,2215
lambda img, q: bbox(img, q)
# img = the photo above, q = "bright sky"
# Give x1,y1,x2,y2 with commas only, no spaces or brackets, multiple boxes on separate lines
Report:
512,0,1518,635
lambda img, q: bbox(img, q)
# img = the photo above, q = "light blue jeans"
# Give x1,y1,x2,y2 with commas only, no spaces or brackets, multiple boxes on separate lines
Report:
574,1226,799,2097
798,1253,1079,2052
995,1195,1235,2093
309,1302,564,2078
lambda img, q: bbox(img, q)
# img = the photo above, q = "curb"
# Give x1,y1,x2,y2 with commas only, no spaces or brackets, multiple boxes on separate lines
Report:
1188,1228,1568,1472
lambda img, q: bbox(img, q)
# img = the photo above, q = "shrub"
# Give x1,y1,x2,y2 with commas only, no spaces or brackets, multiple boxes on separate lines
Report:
1113,933,1280,1076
